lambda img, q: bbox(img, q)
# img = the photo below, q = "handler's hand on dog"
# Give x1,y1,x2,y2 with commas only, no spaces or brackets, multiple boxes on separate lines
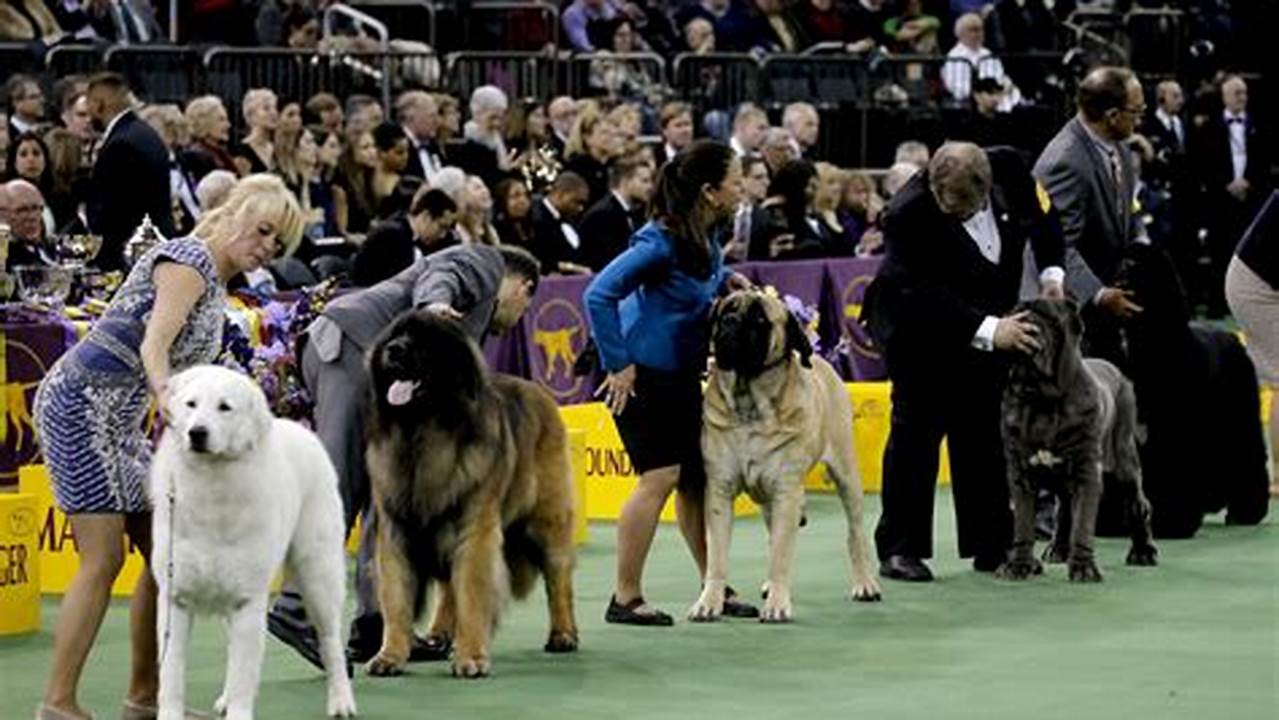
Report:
725,272,753,292
1097,287,1143,318
597,365,637,415
994,311,1042,355
423,302,464,321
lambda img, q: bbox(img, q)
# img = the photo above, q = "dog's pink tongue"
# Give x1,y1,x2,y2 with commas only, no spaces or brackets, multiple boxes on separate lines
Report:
387,380,419,406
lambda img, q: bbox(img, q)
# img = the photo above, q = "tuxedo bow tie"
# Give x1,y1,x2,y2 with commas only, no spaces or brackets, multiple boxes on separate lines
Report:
1226,116,1245,125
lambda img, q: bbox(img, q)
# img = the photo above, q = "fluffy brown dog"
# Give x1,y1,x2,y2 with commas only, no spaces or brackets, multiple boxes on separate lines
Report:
690,290,881,624
364,311,578,679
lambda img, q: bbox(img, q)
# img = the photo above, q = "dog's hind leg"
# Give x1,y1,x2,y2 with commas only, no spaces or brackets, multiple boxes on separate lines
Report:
156,599,193,720
424,581,456,649
823,440,881,602
367,509,418,677
1067,461,1104,583
290,545,358,716
1113,378,1158,567
217,596,269,720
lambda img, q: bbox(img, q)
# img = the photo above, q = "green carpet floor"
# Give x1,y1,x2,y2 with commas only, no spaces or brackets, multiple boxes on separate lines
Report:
2,491,1276,719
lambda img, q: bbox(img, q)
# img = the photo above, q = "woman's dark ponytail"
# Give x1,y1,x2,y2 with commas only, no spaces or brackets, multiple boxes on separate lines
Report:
649,139,733,279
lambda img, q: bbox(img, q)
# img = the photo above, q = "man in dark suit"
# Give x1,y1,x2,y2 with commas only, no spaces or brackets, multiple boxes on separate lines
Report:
863,142,1066,582
395,90,445,185
1194,75,1273,316
351,188,458,287
84,72,174,270
579,156,654,272
530,171,592,275
1030,66,1148,365
1140,79,1200,303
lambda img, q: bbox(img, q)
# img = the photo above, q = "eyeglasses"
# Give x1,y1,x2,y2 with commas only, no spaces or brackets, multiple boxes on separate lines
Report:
1118,105,1147,117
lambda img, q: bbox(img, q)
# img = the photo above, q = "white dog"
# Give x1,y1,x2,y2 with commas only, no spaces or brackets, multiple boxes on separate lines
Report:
151,365,356,720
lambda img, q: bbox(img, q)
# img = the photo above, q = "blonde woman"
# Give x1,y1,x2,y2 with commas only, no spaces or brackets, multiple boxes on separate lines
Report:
457,174,500,245
842,170,885,255
564,106,620,206
233,88,279,175
32,175,303,720
814,162,858,253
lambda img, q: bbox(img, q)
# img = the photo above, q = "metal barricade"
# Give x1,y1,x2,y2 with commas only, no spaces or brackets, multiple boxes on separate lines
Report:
1126,8,1184,75
447,51,558,103
671,52,760,114
562,52,666,102
347,0,438,48
202,48,441,133
0,42,44,77
44,45,105,79
104,45,203,105
759,55,869,107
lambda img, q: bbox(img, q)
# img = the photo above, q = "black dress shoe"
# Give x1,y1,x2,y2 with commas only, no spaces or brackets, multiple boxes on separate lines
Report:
879,555,934,582
973,552,1008,573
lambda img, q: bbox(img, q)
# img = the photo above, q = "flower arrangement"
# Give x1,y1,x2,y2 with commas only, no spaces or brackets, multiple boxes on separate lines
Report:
219,280,339,427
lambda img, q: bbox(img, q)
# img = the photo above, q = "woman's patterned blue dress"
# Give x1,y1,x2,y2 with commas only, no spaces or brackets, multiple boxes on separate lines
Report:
33,237,225,514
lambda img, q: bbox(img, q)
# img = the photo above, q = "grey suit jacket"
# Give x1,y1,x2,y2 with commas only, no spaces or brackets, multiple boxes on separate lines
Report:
317,244,505,353
1027,117,1144,302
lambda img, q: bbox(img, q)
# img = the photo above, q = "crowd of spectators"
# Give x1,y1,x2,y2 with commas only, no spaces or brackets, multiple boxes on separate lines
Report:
0,1,1273,317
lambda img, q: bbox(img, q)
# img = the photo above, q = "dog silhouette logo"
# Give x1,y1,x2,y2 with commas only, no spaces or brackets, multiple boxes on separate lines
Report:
531,298,587,401
842,275,880,360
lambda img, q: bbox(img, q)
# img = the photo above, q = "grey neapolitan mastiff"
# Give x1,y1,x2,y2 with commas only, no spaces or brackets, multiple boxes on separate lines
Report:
999,299,1159,582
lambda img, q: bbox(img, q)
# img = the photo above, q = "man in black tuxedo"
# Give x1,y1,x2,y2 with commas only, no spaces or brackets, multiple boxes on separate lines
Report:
1141,79,1199,302
84,72,174,270
352,188,458,287
579,156,654,272
1194,75,1273,316
530,171,592,275
863,142,1066,582
396,90,445,185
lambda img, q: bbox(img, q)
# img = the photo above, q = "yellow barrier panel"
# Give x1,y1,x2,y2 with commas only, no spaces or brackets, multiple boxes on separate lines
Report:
567,430,589,544
558,403,759,522
18,465,146,596
0,492,41,634
803,382,952,493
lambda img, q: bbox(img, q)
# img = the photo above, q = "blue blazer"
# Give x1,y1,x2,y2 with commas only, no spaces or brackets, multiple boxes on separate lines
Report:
585,221,730,373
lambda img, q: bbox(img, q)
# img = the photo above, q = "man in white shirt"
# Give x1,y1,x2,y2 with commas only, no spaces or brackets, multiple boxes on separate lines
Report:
942,13,1021,112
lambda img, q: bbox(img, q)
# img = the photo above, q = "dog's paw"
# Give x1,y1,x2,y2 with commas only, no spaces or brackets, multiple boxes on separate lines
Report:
760,591,793,623
1068,559,1104,583
1041,544,1069,564
760,580,770,600
995,558,1043,581
327,685,358,717
366,652,407,677
850,577,882,602
688,589,724,622
1126,543,1159,567
544,629,579,653
451,655,491,679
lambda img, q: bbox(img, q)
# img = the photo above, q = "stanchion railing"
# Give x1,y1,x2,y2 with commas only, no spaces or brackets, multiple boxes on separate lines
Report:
446,50,559,103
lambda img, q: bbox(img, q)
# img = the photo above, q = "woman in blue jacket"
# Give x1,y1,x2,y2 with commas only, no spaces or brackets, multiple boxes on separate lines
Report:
585,140,754,625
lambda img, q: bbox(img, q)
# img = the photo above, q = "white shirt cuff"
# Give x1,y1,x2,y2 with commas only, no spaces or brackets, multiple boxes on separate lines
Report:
1039,265,1065,286
1093,287,1107,305
972,316,999,352
1134,234,1152,245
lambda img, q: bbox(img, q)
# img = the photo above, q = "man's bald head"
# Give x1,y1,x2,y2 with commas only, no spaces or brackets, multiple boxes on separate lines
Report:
928,142,992,218
1222,75,1248,115
3,179,45,242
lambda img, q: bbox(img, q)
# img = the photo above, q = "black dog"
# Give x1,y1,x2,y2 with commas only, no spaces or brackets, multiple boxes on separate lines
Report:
1115,245,1270,538
999,299,1158,582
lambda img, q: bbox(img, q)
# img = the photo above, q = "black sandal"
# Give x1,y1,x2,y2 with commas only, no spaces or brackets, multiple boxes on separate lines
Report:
605,596,674,626
722,586,761,619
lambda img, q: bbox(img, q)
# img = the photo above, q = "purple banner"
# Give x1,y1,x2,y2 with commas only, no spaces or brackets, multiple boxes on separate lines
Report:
1,311,78,488
823,257,886,381
517,274,602,405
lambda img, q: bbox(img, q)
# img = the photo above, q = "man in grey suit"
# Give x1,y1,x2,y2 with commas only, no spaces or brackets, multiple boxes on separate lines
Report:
269,243,542,668
1029,66,1148,364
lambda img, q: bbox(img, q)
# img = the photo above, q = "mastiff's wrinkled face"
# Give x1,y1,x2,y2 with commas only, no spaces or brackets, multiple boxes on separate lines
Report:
166,365,273,458
1010,298,1083,390
711,290,812,378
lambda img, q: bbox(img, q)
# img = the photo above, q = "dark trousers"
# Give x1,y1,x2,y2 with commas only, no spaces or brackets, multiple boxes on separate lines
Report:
875,358,1012,561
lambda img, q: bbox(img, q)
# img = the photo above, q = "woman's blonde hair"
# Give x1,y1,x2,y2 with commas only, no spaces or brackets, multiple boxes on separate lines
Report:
813,161,843,212
185,96,225,142
139,104,189,148
194,174,305,257
242,88,278,125
565,104,611,160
